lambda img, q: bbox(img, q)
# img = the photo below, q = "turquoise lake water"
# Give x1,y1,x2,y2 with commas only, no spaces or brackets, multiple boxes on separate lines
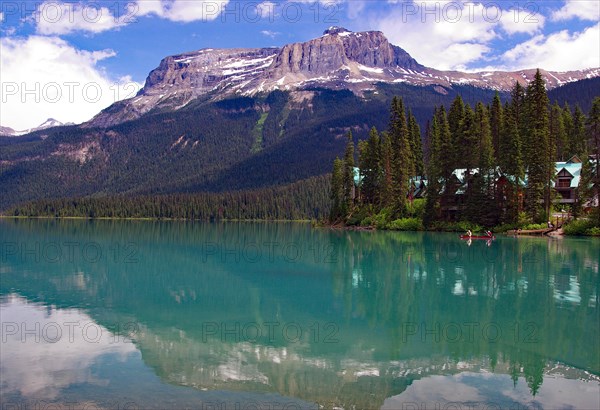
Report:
1,219,599,409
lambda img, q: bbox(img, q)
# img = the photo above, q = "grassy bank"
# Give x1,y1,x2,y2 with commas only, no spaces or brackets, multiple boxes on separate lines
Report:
334,199,600,236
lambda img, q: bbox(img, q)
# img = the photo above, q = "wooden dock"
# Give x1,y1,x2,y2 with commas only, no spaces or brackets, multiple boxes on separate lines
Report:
507,228,554,236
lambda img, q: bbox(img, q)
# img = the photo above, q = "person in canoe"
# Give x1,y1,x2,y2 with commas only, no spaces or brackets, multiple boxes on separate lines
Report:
486,230,493,238
466,229,472,238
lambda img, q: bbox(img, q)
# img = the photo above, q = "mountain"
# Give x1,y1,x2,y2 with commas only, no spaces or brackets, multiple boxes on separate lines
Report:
89,27,599,128
1,28,599,211
0,126,16,136
0,118,68,137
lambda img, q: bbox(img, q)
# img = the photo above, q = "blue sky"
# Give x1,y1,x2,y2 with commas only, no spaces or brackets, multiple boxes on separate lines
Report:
1,0,598,130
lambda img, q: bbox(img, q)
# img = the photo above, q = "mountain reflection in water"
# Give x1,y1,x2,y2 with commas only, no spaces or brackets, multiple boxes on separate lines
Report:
1,219,598,409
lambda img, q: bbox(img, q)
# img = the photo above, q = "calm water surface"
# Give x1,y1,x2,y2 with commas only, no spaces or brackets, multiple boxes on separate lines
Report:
1,219,599,409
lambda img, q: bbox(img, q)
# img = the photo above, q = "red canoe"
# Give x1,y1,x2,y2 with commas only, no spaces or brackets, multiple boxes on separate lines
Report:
459,235,495,240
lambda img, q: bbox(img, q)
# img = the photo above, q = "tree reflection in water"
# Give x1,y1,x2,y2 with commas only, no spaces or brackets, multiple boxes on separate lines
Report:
1,219,598,408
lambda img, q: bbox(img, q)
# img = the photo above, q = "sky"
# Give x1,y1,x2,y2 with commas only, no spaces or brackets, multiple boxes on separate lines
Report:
0,0,598,130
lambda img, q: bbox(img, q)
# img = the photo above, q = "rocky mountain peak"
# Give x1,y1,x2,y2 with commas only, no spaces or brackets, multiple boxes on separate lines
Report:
0,118,66,137
323,26,352,36
86,29,599,128
271,27,423,77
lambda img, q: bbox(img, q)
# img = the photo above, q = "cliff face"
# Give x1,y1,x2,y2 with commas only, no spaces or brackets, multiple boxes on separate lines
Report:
95,47,280,126
145,48,278,91
88,27,599,128
270,28,422,77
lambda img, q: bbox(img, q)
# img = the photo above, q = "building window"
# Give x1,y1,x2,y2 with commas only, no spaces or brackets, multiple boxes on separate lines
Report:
557,178,571,188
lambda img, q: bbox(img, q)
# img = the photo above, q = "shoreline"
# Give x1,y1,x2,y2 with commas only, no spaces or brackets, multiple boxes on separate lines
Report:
2,215,599,237
0,215,312,223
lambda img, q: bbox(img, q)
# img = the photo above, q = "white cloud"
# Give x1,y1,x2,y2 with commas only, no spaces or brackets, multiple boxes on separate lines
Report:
133,0,165,17
257,1,277,19
1,296,136,400
133,0,230,22
499,7,545,35
35,2,127,35
32,0,233,34
552,0,600,22
261,30,280,38
372,1,500,70
347,1,367,19
368,1,596,71
0,36,142,130
499,23,600,71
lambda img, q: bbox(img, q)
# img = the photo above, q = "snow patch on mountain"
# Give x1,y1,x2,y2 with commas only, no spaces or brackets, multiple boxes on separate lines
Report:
1,118,68,136
86,28,600,128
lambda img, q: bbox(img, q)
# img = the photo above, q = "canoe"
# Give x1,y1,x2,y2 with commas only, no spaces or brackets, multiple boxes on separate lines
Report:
459,235,495,240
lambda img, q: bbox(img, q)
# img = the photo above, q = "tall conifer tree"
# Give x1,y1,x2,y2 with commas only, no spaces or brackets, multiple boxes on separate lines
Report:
448,95,465,169
342,132,355,211
499,103,524,223
523,70,551,222
380,131,393,208
330,158,344,221
359,127,382,205
424,112,441,225
408,111,424,177
571,106,587,157
490,92,503,161
550,102,566,161
586,97,600,222
389,97,413,215
562,102,574,157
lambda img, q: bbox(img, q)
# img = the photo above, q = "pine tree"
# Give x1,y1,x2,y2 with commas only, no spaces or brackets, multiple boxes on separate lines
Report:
490,92,503,161
586,97,600,223
448,96,465,140
380,131,393,208
467,102,495,225
550,102,566,161
389,97,413,216
571,106,587,157
562,102,574,157
510,81,527,138
342,132,356,212
408,110,424,177
523,69,551,223
424,109,442,225
436,106,454,220
448,95,465,168
456,104,479,171
357,139,368,204
499,103,524,223
575,144,591,219
424,120,432,165
477,102,495,173
359,127,382,205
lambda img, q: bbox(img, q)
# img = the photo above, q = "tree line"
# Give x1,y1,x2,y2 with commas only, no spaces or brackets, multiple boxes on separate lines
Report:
7,176,331,221
330,70,600,229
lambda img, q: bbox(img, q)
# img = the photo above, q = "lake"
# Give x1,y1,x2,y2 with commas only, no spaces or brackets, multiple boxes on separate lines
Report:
1,219,599,409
